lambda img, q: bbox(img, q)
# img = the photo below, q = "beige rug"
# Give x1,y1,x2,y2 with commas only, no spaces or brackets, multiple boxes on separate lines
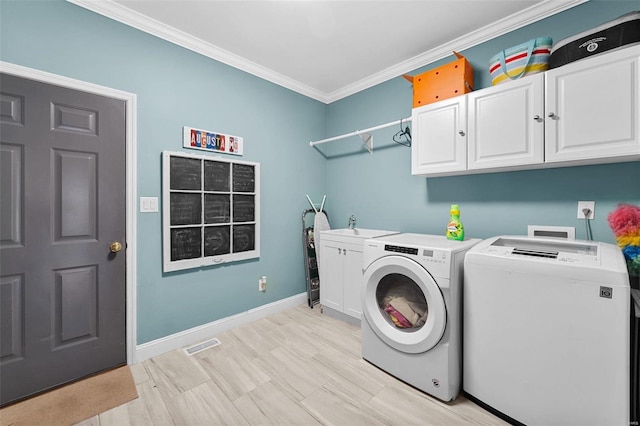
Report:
0,365,138,425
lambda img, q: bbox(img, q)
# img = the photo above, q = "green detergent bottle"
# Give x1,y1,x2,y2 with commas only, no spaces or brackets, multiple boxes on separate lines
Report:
446,204,465,241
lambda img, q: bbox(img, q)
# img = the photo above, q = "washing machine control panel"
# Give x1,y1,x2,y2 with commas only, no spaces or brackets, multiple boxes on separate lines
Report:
384,244,418,255
423,249,448,264
384,245,448,264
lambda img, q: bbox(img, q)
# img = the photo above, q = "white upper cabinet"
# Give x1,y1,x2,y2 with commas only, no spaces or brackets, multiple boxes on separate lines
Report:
468,73,544,170
545,45,640,164
411,45,640,177
411,96,467,176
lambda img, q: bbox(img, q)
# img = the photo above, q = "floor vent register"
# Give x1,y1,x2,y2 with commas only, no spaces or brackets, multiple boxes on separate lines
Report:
183,338,222,356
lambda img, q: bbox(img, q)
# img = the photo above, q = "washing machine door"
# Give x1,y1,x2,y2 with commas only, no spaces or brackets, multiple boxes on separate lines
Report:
362,255,446,354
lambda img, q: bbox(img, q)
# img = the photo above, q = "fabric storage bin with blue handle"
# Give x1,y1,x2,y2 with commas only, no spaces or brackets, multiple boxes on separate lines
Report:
489,37,552,85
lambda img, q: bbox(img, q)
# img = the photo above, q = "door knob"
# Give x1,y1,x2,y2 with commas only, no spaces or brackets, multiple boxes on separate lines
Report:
458,130,465,136
110,241,123,253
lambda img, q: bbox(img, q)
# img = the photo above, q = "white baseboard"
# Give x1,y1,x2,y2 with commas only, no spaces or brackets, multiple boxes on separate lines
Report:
134,292,307,363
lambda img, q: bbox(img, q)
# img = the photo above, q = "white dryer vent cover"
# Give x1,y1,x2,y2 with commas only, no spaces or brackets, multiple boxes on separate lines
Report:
527,225,575,240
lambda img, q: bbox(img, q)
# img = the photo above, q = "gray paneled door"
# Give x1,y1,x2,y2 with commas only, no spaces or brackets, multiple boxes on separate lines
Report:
0,73,126,405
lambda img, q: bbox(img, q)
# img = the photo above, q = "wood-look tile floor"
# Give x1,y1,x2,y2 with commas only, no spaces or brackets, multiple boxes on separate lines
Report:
77,305,508,425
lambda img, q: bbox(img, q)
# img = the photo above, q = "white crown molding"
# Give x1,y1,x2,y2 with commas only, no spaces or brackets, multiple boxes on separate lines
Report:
67,0,587,104
325,0,588,103
66,0,327,101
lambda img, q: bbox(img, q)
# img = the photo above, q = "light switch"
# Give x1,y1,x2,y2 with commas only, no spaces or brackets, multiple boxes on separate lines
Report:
140,197,158,213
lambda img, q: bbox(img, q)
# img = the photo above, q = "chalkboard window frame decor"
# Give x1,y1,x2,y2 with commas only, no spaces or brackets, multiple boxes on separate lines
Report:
162,151,260,272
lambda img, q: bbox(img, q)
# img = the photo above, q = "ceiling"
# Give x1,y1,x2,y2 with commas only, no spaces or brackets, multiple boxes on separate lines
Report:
68,0,585,103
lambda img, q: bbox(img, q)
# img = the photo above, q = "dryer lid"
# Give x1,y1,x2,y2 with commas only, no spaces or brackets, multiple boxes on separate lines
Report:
485,237,599,264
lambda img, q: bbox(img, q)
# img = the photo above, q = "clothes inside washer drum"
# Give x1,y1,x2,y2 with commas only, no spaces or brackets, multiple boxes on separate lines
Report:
384,304,413,328
379,279,428,328
385,297,423,327
313,211,330,264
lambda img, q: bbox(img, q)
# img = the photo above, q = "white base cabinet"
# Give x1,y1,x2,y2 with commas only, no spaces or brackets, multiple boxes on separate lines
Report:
318,229,398,321
320,240,364,319
411,45,640,177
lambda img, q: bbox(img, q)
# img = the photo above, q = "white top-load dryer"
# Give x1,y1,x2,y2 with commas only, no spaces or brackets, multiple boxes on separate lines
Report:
463,236,630,426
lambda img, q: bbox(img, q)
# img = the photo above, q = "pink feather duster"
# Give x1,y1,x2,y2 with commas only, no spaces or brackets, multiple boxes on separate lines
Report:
607,204,640,276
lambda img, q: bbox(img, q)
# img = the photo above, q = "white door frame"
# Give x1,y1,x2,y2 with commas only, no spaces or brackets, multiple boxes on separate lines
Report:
1,61,138,364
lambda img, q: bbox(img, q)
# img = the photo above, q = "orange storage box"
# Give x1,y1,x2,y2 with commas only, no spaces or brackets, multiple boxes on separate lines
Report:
403,52,474,107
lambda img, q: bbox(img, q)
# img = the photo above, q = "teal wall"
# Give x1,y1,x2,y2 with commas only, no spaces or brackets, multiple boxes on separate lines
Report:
2,0,639,345
321,0,640,242
0,0,326,344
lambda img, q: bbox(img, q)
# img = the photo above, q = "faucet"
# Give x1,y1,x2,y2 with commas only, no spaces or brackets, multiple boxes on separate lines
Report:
348,215,356,229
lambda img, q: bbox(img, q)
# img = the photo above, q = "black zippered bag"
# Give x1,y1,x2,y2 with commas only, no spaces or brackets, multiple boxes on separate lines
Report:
549,11,640,69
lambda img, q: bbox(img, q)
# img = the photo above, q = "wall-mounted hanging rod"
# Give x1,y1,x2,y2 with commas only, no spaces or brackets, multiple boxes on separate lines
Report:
309,116,412,154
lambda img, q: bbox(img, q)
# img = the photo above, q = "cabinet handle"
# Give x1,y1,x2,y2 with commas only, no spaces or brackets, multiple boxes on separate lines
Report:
548,112,556,119
458,130,465,136
338,248,342,255
533,115,542,121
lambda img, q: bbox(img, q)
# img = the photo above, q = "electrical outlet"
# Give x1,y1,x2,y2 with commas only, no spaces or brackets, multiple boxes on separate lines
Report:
258,276,267,292
577,201,595,220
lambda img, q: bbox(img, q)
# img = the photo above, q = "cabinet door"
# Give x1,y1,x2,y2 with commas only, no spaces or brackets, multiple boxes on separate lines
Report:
342,246,364,320
411,96,467,176
319,243,343,312
468,74,544,170
545,46,640,163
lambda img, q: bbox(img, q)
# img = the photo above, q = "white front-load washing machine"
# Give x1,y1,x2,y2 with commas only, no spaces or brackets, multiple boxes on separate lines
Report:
361,233,480,401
